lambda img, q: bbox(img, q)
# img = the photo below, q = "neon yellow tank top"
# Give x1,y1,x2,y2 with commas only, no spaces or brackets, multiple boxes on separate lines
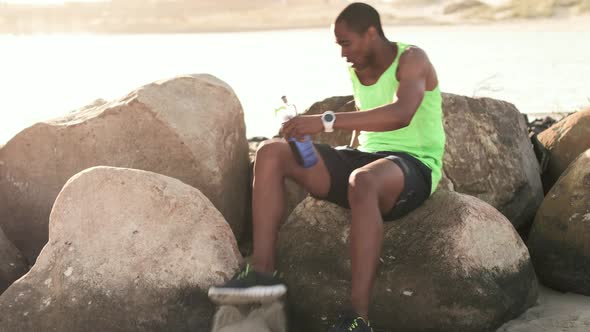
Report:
349,42,445,194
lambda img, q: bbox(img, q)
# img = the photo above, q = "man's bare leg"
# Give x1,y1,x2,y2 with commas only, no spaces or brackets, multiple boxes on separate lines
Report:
251,139,331,274
347,159,405,320
208,139,331,304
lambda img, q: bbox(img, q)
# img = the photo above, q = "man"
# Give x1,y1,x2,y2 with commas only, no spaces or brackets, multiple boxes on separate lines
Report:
209,2,445,331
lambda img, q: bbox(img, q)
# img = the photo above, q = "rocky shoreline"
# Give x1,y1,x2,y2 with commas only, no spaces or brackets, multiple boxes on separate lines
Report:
0,75,589,331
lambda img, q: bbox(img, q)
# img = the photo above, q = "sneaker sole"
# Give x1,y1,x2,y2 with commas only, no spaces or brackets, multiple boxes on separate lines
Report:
208,285,287,305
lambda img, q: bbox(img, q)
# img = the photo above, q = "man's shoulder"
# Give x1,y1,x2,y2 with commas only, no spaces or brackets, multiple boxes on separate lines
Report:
397,45,431,78
399,45,428,64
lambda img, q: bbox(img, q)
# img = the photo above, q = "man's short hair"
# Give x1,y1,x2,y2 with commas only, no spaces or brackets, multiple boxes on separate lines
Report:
335,2,385,38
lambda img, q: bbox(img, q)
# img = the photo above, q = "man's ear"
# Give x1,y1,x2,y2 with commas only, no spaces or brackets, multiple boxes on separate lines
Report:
367,26,378,40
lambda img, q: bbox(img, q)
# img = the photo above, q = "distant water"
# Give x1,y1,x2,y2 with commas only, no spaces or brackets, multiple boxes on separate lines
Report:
1,21,589,144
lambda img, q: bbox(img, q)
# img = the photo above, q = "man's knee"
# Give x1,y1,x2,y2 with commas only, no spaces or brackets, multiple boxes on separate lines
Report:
348,165,405,208
255,139,287,166
348,169,378,202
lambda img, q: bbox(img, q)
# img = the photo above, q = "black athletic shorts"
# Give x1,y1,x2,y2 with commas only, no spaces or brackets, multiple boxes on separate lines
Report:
314,144,432,221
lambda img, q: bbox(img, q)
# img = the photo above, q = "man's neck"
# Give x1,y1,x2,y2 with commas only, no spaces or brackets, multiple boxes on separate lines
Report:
356,39,396,84
373,39,396,73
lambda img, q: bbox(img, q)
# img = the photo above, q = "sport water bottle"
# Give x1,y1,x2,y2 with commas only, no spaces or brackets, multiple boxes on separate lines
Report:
275,96,318,168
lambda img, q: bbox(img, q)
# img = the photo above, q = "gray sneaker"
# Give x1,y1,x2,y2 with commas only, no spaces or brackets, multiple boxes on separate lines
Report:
208,264,287,305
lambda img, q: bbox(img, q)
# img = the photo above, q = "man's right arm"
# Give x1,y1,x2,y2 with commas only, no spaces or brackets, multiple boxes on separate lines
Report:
348,104,360,148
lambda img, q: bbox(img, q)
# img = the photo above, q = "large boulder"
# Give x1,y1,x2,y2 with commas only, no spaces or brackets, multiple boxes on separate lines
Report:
0,226,28,293
537,107,590,192
0,166,242,331
441,93,543,230
527,149,590,296
0,74,250,263
277,191,538,332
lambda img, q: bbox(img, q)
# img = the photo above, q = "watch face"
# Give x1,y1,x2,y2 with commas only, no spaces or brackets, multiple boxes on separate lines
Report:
324,113,334,122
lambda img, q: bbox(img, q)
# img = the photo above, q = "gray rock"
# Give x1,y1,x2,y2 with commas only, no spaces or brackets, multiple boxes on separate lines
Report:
277,191,538,332
441,93,543,230
0,226,28,294
0,166,242,332
527,149,590,296
0,74,249,263
537,107,590,192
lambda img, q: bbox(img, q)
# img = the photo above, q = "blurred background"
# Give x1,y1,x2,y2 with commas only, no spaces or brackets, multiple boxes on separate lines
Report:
1,0,589,141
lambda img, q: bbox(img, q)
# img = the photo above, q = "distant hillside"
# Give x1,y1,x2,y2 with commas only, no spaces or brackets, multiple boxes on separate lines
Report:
0,0,589,34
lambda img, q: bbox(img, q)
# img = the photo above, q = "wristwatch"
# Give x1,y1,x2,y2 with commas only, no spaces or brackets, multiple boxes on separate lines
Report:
321,111,336,133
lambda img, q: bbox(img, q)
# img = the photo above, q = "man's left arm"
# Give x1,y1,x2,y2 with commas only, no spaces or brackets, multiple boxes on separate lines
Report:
282,47,431,139
333,47,429,132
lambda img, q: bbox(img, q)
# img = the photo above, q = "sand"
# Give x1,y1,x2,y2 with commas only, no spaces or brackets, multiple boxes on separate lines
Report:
497,285,590,332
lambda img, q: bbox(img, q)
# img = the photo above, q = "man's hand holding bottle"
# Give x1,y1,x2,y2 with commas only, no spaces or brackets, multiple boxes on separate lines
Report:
281,114,324,142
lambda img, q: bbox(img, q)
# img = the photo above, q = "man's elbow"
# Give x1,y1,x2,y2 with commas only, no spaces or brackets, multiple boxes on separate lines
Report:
384,103,417,130
399,116,411,128
398,110,416,128
385,116,410,131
